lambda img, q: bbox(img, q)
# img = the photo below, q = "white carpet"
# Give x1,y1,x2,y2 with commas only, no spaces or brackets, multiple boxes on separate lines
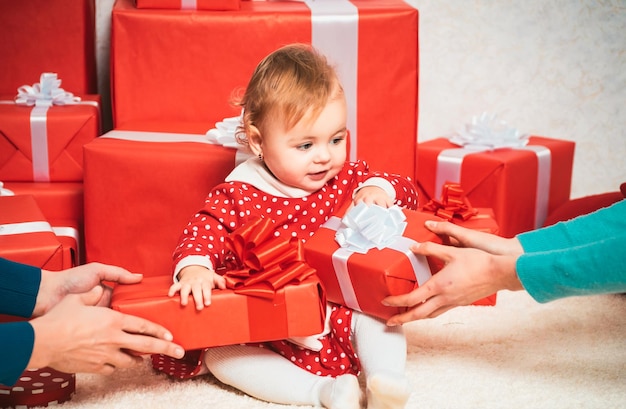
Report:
57,291,626,409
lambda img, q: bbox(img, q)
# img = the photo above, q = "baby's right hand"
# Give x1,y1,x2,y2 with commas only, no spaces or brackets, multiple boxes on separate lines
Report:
168,265,227,310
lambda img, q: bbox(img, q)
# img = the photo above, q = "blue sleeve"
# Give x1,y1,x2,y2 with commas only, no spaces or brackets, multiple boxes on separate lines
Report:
515,201,626,303
0,322,35,386
0,257,41,317
0,258,41,386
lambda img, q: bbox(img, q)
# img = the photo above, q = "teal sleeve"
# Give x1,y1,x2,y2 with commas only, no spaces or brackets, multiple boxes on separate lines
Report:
0,322,36,386
0,257,41,317
517,200,626,252
515,201,626,303
0,258,41,386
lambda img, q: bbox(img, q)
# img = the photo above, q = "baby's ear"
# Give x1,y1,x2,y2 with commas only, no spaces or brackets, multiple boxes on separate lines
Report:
247,125,263,156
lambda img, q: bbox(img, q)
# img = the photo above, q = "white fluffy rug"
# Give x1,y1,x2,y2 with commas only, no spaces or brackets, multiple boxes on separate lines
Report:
57,291,626,409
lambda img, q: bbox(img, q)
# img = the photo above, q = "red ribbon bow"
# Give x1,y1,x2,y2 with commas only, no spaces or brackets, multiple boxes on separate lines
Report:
221,217,316,299
422,183,478,221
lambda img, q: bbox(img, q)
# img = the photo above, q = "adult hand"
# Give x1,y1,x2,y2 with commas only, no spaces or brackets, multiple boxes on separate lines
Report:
34,262,147,316
28,286,185,374
424,220,523,256
383,240,523,326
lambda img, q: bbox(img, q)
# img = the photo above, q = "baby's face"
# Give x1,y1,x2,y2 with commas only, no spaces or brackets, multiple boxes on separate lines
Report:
260,94,348,193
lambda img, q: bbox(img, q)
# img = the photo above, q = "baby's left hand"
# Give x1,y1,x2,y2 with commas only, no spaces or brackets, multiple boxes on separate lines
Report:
353,186,393,208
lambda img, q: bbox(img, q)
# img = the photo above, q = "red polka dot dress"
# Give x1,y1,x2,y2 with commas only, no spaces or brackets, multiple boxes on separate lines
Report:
154,159,418,379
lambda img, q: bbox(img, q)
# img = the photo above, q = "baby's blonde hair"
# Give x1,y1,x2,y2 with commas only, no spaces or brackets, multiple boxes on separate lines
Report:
234,43,342,145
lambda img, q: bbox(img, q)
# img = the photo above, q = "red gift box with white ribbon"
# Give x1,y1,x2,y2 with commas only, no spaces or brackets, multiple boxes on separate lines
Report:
0,73,100,182
0,195,74,271
416,115,575,237
0,367,75,408
305,204,446,320
83,128,245,275
110,0,419,178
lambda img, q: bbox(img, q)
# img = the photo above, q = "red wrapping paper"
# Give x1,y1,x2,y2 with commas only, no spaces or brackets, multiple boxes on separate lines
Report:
0,196,71,271
0,95,101,182
110,0,418,177
111,275,325,350
136,0,240,10
305,209,446,320
416,136,575,237
83,129,238,275
0,368,75,408
0,0,97,95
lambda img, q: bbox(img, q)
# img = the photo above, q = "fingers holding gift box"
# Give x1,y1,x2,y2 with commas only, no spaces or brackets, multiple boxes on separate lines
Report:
304,204,447,321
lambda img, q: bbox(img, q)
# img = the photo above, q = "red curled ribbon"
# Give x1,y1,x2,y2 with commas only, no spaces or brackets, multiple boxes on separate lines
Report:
422,183,479,221
221,217,316,299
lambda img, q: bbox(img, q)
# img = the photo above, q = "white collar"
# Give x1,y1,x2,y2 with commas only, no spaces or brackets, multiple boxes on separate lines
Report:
225,157,311,198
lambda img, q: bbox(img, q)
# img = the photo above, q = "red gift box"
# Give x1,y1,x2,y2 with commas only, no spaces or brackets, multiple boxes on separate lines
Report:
111,274,325,350
416,136,575,237
0,91,100,182
110,0,418,178
136,0,240,10
0,195,73,271
83,129,240,275
0,367,75,408
305,207,446,320
2,182,84,265
0,0,97,95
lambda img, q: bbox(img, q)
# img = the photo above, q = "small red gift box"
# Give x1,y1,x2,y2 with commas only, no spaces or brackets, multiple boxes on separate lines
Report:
111,0,418,178
0,195,74,271
111,274,325,350
83,129,240,275
2,183,84,265
0,367,75,408
0,0,97,95
305,206,446,320
0,79,100,182
416,136,575,237
136,0,240,10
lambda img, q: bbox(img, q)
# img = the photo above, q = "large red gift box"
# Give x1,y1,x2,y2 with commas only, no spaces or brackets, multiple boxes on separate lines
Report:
0,93,100,182
305,206,446,320
0,0,97,95
111,0,418,177
416,136,575,237
111,274,326,350
0,195,74,271
136,0,240,10
0,367,75,408
83,129,239,275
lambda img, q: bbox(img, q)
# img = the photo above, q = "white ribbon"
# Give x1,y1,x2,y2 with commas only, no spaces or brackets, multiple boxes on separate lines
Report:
335,203,407,253
0,221,53,236
321,205,432,312
436,114,551,229
0,182,15,196
206,113,254,165
102,129,252,166
53,226,82,265
12,73,85,182
305,0,359,162
180,0,197,9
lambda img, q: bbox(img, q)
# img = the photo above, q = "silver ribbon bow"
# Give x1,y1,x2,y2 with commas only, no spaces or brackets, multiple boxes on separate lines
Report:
449,112,529,150
15,73,81,107
335,203,407,254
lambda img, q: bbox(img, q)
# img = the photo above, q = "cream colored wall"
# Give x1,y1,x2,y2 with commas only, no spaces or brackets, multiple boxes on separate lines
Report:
95,0,626,199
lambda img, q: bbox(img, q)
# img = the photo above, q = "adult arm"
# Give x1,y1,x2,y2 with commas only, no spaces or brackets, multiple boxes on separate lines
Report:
0,258,40,386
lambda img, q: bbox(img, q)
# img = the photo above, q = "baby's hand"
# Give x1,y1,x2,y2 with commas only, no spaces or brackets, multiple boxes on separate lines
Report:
168,265,227,310
353,186,393,208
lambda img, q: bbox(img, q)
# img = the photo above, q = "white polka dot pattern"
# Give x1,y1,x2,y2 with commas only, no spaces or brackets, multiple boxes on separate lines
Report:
0,367,75,408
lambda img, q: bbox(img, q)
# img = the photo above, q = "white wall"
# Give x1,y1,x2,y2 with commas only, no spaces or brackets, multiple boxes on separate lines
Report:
95,0,626,199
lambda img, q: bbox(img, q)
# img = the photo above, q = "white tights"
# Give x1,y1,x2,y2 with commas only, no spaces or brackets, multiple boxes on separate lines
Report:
203,311,411,408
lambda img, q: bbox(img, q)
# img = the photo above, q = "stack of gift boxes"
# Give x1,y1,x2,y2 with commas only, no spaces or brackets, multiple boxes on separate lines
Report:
1,0,576,402
0,1,99,405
